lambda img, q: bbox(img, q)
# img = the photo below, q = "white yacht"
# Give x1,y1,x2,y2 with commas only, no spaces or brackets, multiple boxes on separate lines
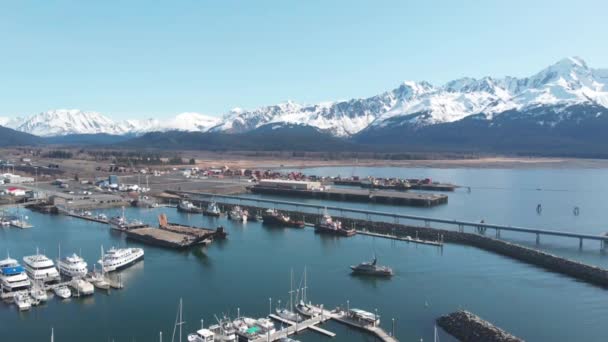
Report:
53,285,71,299
0,256,31,292
98,247,144,272
23,250,60,283
58,253,88,278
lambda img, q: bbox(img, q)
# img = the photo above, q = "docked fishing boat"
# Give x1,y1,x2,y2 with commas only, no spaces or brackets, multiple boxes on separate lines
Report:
247,211,263,222
208,318,237,341
53,285,71,299
58,253,88,278
109,207,147,231
178,200,204,214
98,246,144,272
23,250,60,283
350,255,393,277
262,209,304,228
228,206,248,223
233,316,261,341
97,213,108,221
188,329,215,342
69,278,94,296
203,202,222,217
314,210,355,237
14,292,32,311
0,256,31,292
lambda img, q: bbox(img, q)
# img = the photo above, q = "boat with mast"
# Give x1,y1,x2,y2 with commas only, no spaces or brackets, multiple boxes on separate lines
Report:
295,266,318,317
276,269,303,322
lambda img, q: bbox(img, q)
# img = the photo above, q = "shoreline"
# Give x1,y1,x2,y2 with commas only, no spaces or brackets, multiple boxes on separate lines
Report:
189,156,608,170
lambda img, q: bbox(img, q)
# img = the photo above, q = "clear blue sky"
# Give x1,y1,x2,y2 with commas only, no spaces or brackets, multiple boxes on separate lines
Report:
1,0,606,120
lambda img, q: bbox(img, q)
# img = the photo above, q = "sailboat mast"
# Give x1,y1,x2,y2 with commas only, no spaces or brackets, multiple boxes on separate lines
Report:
290,269,294,312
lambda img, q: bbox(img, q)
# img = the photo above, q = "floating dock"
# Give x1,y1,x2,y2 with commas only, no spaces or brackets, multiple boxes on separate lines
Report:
248,185,448,207
124,214,225,249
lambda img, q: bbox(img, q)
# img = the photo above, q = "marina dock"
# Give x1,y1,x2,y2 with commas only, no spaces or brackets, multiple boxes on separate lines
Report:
248,184,448,207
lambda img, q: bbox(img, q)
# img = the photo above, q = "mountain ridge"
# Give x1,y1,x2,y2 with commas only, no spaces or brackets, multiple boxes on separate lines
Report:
1,57,606,139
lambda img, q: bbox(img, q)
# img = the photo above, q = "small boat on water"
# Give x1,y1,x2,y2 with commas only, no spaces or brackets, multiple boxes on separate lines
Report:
97,213,108,221
29,281,48,302
314,210,356,237
69,278,94,296
203,202,222,217
53,285,71,299
14,292,32,311
350,255,393,277
178,200,204,214
262,209,304,228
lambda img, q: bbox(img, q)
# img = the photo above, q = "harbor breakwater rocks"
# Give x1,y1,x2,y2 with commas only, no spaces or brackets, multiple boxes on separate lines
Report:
180,198,608,288
437,310,524,342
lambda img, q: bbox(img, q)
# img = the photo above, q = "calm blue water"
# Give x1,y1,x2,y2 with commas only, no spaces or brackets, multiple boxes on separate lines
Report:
1,167,608,341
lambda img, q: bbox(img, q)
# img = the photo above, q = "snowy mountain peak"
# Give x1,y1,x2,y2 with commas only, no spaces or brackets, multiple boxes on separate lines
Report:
4,57,607,138
15,109,126,137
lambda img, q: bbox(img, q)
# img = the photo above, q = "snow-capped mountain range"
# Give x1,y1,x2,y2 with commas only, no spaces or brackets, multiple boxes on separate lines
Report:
1,57,606,138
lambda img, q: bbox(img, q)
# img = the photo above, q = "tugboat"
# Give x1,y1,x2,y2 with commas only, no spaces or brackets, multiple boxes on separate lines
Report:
203,202,222,217
350,255,393,277
314,210,356,237
262,209,304,228
178,200,204,214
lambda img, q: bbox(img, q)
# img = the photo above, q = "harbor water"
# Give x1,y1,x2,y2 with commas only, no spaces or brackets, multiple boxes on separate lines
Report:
1,166,608,341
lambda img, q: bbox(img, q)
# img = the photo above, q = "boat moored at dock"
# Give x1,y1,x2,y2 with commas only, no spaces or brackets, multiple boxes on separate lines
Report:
228,206,248,223
178,200,204,214
0,256,31,292
262,209,304,228
14,291,33,311
98,247,144,272
53,285,71,299
314,210,356,237
203,202,222,217
69,278,95,296
23,250,61,283
58,253,88,278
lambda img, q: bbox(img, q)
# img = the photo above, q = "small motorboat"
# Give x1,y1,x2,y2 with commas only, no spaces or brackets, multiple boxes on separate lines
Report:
53,285,72,299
